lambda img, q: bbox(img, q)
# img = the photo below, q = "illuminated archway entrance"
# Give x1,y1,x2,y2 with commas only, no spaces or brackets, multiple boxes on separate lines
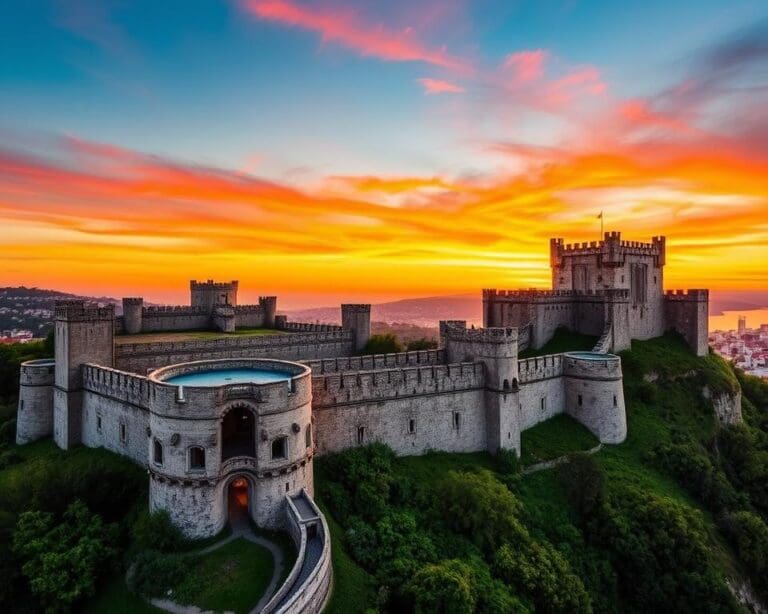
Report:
228,477,250,526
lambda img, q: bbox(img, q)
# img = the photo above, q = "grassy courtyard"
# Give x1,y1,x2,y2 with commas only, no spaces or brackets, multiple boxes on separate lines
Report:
519,327,599,358
114,327,285,344
519,414,600,466
168,538,275,614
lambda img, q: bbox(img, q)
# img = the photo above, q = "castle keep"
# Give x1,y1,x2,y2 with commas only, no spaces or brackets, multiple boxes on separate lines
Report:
14,232,709,614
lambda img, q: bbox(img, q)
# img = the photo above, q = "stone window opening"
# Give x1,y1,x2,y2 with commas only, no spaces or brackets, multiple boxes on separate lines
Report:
305,425,312,448
357,426,365,445
153,439,163,465
189,446,205,470
408,419,416,434
503,379,510,392
613,395,618,407
578,395,583,407
222,406,256,460
541,397,547,411
285,482,290,493
96,415,102,431
119,423,126,444
512,378,518,389
453,412,461,431
271,436,287,460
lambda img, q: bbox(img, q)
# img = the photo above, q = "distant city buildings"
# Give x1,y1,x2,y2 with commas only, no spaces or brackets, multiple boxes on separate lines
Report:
710,320,768,378
0,329,35,344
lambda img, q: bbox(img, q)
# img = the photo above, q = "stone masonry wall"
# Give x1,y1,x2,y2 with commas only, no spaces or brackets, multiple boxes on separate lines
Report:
115,331,355,373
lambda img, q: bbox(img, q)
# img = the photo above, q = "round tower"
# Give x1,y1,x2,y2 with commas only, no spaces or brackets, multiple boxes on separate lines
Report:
16,358,55,444
259,296,277,328
341,304,371,352
122,297,144,334
563,352,626,444
146,358,314,538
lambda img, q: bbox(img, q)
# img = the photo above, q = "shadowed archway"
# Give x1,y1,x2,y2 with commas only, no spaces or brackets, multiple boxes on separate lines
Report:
221,405,256,460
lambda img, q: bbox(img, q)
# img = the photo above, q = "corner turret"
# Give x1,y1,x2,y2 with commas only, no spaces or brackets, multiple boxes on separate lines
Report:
341,304,371,352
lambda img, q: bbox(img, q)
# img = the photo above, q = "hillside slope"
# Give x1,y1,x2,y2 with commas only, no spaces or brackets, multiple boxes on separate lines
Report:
317,335,768,613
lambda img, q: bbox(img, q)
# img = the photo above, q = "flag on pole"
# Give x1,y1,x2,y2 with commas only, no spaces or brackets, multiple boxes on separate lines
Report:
597,211,603,219
597,211,604,237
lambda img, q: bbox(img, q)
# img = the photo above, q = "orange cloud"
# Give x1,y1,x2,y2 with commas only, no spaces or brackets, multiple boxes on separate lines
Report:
243,0,468,71
1,130,767,306
417,77,464,94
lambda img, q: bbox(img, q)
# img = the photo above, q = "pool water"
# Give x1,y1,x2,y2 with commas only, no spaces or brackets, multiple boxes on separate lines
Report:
565,351,615,361
165,368,293,387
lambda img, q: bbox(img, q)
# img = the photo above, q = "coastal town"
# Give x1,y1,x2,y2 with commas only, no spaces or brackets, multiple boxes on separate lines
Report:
710,317,768,379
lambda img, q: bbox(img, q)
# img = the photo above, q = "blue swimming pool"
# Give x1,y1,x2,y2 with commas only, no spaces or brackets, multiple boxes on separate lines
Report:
165,368,293,387
565,351,615,361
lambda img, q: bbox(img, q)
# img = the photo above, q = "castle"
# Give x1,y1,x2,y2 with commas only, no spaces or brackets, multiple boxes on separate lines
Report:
14,232,709,614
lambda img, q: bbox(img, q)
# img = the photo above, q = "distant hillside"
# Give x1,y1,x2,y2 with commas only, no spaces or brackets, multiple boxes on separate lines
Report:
0,287,120,337
286,294,482,327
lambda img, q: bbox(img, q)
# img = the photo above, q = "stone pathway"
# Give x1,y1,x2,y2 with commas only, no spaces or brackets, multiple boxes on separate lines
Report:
146,509,285,614
521,443,603,475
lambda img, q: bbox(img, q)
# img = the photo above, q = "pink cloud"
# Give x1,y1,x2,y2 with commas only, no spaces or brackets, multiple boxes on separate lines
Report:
417,78,465,94
243,0,468,71
503,49,548,83
543,66,607,107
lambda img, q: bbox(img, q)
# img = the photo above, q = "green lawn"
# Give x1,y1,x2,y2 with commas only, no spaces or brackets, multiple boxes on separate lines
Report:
80,576,161,614
519,327,598,358
114,327,285,344
170,538,274,614
520,414,599,466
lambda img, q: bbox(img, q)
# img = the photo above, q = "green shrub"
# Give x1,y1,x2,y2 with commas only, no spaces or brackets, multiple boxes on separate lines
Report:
405,338,438,351
360,334,403,355
131,510,184,553
558,453,605,520
128,550,187,598
720,511,768,594
13,500,118,611
495,448,521,475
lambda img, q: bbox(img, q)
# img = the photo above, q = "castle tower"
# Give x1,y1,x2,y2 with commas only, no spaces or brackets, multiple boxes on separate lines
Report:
259,296,277,328
442,322,521,454
563,352,626,443
190,280,238,312
122,297,144,334
16,358,55,444
602,289,631,353
664,289,709,357
341,304,371,352
53,301,115,449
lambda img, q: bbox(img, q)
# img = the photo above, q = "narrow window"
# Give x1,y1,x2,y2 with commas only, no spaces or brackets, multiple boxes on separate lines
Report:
19,400,24,410
578,395,583,407
271,437,287,460
190,446,205,470
613,395,618,407
621,275,625,283
408,419,415,434
357,426,365,445
120,423,126,443
97,415,102,431
285,482,290,492
540,397,546,411
305,425,312,448
153,439,163,465
453,412,461,430
503,379,510,391
653,276,657,284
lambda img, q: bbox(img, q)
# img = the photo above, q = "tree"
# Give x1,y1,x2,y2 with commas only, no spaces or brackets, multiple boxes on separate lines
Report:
405,559,476,613
558,453,605,520
406,338,438,351
720,511,768,594
361,334,403,355
13,500,117,612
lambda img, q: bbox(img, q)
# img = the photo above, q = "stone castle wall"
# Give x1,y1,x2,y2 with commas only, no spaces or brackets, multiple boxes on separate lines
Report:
115,330,355,373
16,359,55,444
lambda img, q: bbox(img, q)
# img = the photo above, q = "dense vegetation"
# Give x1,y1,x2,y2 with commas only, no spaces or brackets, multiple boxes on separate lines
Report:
318,334,768,612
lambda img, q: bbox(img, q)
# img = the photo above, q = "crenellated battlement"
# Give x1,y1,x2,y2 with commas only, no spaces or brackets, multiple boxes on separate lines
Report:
311,361,484,408
54,301,115,322
518,353,564,383
82,363,150,407
550,232,666,268
142,305,211,314
281,322,345,333
664,289,709,301
304,349,444,374
442,324,517,343
123,297,143,305
190,279,238,290
340,304,371,313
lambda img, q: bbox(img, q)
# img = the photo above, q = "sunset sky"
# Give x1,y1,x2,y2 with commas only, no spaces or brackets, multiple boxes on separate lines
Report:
1,1,767,307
